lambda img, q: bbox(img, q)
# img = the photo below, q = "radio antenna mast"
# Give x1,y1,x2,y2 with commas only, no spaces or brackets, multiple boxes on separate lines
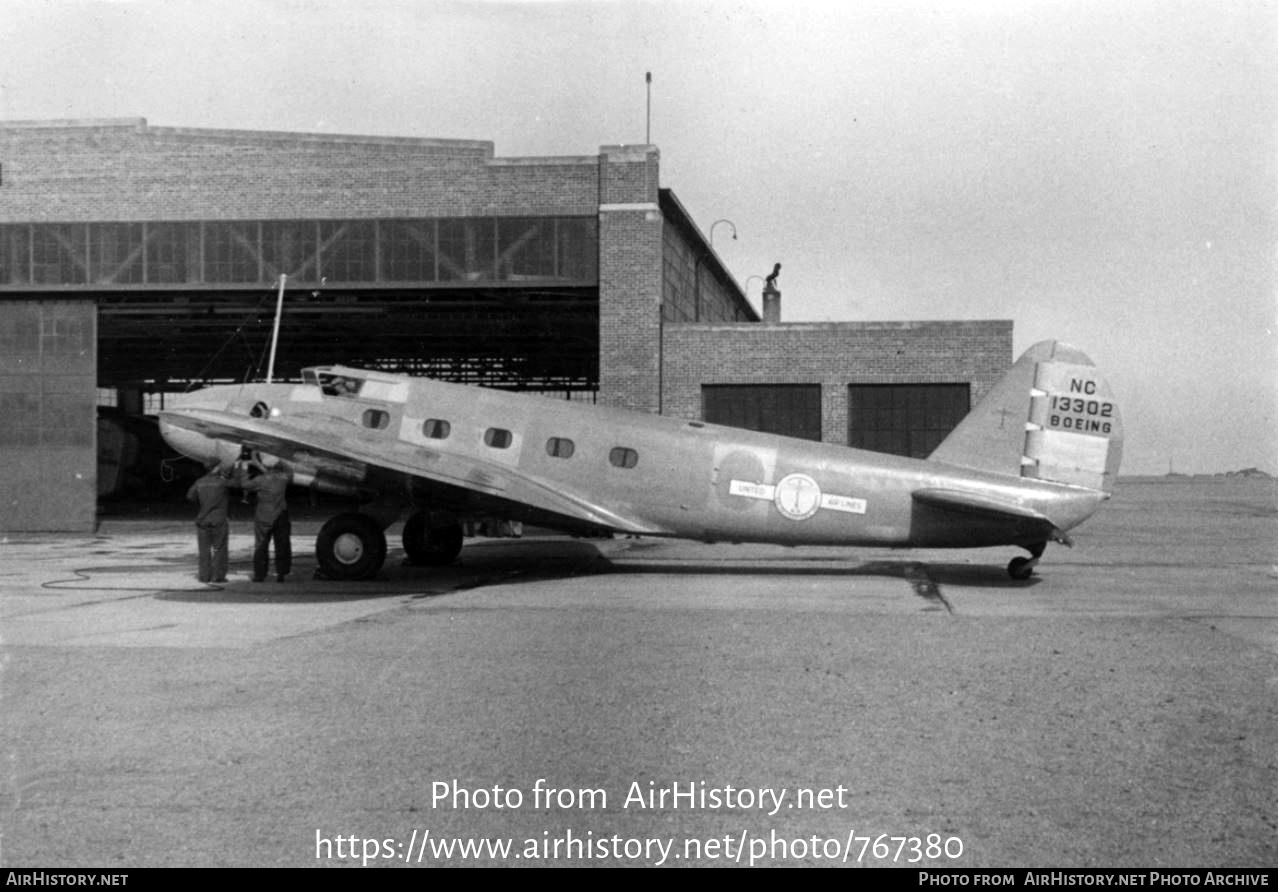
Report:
266,274,286,383
645,71,652,144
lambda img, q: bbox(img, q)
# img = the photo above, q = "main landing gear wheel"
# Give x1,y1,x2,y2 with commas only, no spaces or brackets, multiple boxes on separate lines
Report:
402,512,464,566
316,513,387,580
1007,542,1047,580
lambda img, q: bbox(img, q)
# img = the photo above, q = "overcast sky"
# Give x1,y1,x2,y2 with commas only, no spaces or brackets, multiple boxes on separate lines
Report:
1,0,1274,475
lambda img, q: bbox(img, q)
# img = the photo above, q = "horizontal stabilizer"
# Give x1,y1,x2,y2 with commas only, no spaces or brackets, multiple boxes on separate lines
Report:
912,487,1072,546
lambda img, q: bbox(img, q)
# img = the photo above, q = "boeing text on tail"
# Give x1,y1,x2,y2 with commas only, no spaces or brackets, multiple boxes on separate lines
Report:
158,340,1123,581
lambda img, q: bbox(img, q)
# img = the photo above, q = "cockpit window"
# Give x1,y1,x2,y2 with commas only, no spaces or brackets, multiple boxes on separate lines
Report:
321,374,363,397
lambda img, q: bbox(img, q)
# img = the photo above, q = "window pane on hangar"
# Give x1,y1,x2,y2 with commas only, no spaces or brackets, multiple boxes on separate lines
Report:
848,384,970,458
31,224,87,285
438,218,496,281
0,225,32,285
204,222,261,282
497,218,554,279
262,221,319,282
381,220,436,281
90,223,145,284
556,217,598,281
701,384,822,442
320,221,376,283
146,222,198,284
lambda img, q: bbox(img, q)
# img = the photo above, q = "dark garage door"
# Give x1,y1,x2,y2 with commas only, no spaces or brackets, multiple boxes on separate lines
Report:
701,384,822,442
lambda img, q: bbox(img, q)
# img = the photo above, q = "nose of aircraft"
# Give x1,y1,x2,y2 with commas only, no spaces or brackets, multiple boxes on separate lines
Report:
158,388,244,468
158,418,241,468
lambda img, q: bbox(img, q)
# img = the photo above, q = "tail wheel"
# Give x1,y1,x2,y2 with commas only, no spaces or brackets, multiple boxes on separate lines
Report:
1008,542,1046,580
1007,556,1035,580
402,512,464,566
316,513,387,580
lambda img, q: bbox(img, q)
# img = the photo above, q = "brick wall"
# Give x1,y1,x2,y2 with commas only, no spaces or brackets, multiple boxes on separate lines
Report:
0,120,600,221
597,145,664,413
661,319,1013,443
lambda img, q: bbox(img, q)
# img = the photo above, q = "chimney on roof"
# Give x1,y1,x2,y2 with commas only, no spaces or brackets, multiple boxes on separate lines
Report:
761,262,782,322
762,284,781,323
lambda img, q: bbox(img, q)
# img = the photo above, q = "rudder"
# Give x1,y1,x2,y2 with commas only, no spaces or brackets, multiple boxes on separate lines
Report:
929,340,1123,491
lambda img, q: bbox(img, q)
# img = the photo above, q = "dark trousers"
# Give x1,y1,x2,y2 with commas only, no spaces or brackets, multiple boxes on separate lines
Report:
253,513,292,580
195,521,229,582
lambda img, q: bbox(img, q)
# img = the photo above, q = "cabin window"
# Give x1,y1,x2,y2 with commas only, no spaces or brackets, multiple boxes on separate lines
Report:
422,419,451,439
362,409,390,430
609,447,639,469
546,437,575,459
250,401,270,419
484,427,513,449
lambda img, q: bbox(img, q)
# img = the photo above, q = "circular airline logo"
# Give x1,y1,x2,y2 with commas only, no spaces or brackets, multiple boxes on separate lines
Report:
773,473,822,521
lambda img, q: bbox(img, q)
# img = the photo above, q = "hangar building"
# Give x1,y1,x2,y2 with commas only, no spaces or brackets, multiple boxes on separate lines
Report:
0,119,1010,531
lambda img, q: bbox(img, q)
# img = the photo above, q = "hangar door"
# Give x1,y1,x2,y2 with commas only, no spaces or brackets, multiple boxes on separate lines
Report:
847,383,970,459
701,384,822,442
0,299,97,531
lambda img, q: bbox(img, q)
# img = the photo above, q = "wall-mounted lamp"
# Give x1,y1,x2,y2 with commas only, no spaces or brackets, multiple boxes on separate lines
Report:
710,219,737,246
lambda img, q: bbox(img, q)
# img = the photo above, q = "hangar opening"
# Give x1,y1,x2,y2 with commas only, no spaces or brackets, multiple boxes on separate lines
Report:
1,215,601,394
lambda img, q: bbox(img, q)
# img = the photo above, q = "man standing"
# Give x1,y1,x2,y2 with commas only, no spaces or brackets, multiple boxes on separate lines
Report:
186,460,234,583
241,452,293,582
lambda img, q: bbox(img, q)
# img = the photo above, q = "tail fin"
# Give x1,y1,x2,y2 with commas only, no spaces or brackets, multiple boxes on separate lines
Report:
929,340,1123,491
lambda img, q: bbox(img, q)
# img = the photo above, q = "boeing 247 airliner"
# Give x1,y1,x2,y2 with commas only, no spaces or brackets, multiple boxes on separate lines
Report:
159,340,1122,581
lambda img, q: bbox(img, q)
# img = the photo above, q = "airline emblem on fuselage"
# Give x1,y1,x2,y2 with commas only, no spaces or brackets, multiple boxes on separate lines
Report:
728,475,868,520
773,473,822,520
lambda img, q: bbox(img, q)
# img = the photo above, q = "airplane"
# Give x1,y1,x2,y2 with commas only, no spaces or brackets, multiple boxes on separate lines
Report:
157,339,1122,582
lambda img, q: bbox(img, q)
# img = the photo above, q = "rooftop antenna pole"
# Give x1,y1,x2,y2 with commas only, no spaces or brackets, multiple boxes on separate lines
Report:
266,274,286,383
645,71,652,144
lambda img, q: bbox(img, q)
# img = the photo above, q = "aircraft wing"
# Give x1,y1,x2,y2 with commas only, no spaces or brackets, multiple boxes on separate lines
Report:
158,408,664,535
911,487,1073,546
